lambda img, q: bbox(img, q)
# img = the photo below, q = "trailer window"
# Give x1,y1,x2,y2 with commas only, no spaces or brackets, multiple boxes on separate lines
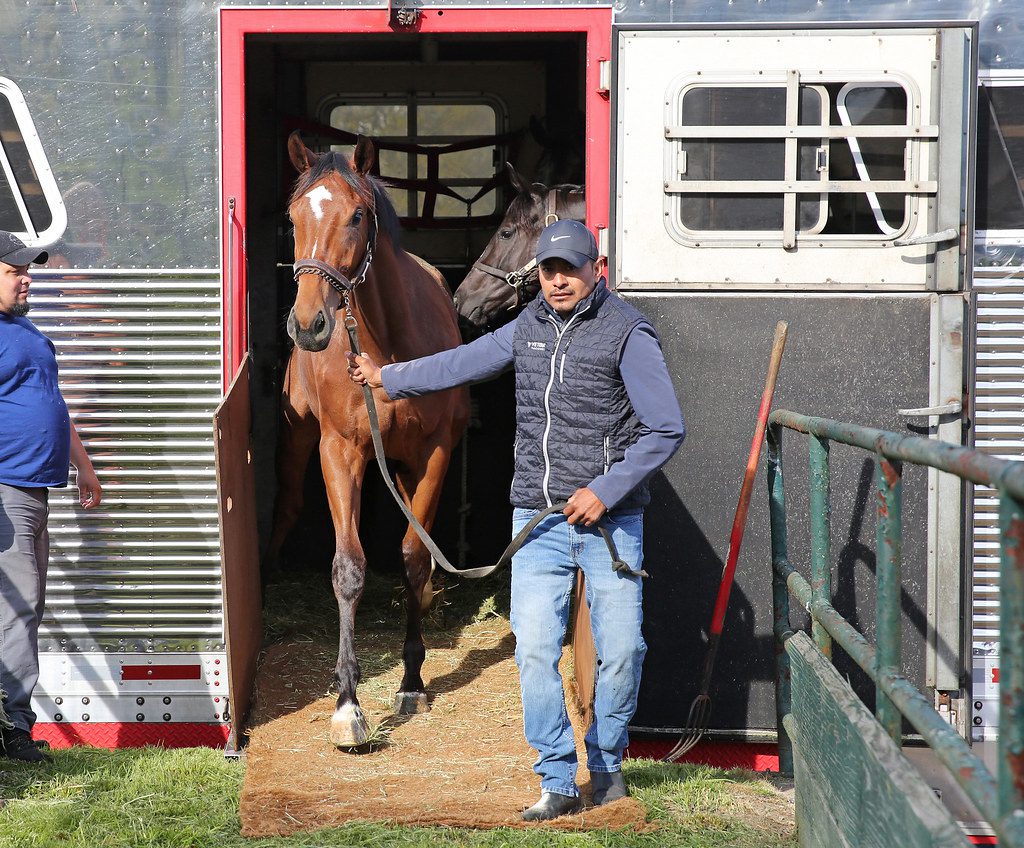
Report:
328,98,503,220
977,83,1024,233
664,75,929,247
0,78,66,246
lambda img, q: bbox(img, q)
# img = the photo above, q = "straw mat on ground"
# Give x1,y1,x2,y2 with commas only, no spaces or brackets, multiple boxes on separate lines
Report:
240,620,652,836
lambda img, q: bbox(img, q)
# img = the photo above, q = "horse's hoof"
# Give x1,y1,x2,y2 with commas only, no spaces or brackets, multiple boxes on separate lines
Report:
394,691,430,715
330,703,369,748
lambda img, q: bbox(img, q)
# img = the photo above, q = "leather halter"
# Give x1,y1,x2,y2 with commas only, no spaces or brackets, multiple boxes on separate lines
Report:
293,209,378,296
472,188,579,310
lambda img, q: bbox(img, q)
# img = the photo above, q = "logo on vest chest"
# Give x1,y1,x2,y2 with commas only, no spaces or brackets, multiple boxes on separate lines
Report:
527,341,547,351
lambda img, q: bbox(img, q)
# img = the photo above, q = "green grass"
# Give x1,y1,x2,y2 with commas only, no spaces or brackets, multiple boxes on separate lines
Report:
0,749,795,848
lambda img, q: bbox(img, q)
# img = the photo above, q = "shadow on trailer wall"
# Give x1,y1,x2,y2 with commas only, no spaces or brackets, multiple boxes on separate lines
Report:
633,297,934,732
241,34,585,576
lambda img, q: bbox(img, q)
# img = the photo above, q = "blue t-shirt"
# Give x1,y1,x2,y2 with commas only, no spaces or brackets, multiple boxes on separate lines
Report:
0,313,70,487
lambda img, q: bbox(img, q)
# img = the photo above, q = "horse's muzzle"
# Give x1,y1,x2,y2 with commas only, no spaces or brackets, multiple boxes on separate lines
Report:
288,307,333,351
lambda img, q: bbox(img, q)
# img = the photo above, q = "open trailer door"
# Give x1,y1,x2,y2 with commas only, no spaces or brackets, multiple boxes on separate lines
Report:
217,4,614,741
214,354,261,752
614,25,976,735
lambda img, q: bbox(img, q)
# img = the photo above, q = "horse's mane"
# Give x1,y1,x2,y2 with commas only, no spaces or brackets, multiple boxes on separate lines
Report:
506,182,585,226
290,151,402,247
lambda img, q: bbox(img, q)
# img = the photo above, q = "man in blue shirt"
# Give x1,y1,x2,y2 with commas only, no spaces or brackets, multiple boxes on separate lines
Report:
347,220,685,820
0,231,102,763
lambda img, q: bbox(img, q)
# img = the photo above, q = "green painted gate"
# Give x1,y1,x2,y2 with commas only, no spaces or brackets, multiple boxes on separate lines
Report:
766,411,1024,847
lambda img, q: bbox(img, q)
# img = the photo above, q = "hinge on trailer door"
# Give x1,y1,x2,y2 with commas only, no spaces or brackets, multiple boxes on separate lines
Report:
935,690,969,739
598,61,611,98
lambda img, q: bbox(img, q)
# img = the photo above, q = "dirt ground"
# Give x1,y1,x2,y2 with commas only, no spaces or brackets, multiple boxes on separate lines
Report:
240,618,653,836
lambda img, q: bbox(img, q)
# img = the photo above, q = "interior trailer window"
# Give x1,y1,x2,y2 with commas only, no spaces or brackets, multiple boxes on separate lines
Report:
328,97,503,220
664,73,932,248
0,77,66,246
977,82,1024,236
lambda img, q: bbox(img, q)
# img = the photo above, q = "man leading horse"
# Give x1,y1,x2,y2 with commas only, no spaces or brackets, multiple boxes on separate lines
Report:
347,220,685,821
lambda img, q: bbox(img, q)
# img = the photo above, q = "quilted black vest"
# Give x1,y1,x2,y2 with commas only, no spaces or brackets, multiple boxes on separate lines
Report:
509,283,649,510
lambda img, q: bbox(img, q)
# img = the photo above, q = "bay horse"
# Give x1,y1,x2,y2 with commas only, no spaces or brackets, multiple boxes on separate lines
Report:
454,164,585,334
266,131,470,748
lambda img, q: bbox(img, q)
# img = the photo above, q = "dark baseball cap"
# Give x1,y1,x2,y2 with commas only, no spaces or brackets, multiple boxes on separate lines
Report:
535,219,598,268
0,231,48,267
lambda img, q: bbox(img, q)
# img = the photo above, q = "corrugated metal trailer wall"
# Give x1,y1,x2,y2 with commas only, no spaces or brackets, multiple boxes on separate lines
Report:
971,68,1024,739
3,3,230,745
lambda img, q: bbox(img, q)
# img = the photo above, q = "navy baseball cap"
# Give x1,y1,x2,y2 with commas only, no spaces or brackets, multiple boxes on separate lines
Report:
535,220,598,268
0,231,47,266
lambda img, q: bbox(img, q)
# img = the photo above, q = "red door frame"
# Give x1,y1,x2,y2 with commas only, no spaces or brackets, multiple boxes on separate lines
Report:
219,6,613,387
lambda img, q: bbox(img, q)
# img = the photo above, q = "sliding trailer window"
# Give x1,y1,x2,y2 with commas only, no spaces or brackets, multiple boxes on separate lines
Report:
0,77,66,246
326,95,507,221
664,73,933,248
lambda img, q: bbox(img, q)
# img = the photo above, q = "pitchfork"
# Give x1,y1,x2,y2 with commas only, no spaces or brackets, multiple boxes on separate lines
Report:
664,321,789,762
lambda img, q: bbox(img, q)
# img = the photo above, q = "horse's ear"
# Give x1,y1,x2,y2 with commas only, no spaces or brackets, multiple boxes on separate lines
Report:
506,163,534,196
288,130,320,174
352,135,377,175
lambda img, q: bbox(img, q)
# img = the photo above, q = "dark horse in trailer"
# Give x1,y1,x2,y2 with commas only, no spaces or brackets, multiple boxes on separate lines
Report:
265,131,470,748
455,165,585,334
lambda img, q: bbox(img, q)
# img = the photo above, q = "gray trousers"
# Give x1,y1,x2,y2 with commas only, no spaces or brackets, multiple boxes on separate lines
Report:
0,482,49,732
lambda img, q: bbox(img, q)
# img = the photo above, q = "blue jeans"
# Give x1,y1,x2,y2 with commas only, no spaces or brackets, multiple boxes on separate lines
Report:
510,507,647,798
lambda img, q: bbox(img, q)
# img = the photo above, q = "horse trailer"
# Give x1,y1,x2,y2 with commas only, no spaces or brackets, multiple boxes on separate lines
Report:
1,0,1022,833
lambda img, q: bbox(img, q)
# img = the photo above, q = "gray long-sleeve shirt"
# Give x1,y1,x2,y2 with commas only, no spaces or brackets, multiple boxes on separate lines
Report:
381,301,685,511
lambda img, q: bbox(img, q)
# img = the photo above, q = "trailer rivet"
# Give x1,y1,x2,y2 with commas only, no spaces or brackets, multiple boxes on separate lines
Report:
974,716,984,726
82,697,89,705
136,714,145,722
54,697,63,706
82,714,90,721
54,714,63,722
136,697,145,706
163,714,172,722
975,701,983,710
163,697,172,705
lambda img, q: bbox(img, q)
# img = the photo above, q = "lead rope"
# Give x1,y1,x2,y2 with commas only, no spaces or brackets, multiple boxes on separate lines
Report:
341,296,643,579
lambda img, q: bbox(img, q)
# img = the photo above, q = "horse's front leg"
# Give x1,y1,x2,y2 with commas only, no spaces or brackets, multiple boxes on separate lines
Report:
321,433,371,748
394,436,454,715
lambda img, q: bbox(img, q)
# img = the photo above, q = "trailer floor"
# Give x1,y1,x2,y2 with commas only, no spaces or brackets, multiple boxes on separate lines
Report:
240,615,653,836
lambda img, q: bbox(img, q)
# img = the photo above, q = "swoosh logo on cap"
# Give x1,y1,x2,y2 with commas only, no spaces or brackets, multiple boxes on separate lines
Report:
551,235,571,241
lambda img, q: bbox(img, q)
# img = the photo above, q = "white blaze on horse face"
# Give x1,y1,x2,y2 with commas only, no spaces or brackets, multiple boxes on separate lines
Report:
305,185,333,222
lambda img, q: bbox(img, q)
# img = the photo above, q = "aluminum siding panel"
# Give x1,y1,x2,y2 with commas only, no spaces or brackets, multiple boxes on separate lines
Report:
29,270,224,653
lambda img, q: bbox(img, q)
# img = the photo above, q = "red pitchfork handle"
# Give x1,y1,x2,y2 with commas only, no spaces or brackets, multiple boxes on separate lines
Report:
709,320,789,639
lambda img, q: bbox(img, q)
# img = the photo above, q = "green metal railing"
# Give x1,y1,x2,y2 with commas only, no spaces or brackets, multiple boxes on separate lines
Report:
767,410,1024,846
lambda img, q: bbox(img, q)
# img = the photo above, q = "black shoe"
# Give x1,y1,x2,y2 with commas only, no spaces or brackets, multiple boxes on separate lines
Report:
0,727,52,763
591,771,628,805
521,791,583,822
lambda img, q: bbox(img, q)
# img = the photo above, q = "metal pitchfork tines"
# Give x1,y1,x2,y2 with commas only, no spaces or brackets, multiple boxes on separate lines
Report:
664,321,789,764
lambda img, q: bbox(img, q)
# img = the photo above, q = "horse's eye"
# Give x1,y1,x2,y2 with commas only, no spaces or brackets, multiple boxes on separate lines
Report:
351,209,364,226
499,229,513,240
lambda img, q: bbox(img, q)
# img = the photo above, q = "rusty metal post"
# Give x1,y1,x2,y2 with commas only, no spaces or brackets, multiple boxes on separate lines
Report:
998,491,1024,822
875,455,903,745
808,434,833,660
767,422,794,776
